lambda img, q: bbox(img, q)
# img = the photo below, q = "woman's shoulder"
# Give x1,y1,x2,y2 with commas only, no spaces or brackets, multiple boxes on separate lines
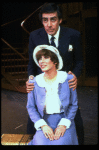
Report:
29,73,43,83
29,73,45,88
35,73,45,87
57,71,73,83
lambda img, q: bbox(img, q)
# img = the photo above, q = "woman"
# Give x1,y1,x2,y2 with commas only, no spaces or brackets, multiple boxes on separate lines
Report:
27,45,78,145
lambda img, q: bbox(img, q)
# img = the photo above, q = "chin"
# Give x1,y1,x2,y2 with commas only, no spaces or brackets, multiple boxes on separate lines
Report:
47,30,55,35
41,68,50,73
41,68,47,72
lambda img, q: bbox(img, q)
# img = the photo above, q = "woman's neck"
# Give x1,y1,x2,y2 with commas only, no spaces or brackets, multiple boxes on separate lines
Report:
44,70,57,83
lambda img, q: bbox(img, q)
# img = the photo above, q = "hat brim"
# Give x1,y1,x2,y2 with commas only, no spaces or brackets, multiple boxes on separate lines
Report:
33,45,63,70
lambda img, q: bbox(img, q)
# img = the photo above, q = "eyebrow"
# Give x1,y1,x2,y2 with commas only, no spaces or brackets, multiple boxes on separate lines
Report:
42,16,57,19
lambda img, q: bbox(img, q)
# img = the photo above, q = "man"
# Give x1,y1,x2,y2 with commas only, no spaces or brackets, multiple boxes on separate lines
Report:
26,3,84,145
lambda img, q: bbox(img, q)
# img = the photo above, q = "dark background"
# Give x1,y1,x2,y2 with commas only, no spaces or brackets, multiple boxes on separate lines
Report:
1,2,44,24
1,2,44,43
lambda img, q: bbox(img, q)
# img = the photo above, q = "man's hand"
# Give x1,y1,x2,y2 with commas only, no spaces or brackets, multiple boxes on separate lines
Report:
41,125,54,141
68,71,77,91
26,76,35,93
54,125,66,140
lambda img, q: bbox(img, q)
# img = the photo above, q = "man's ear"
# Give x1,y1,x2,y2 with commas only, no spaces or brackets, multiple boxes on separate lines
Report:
59,19,62,24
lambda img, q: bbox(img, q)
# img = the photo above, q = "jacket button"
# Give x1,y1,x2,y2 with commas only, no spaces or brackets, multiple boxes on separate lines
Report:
60,105,63,109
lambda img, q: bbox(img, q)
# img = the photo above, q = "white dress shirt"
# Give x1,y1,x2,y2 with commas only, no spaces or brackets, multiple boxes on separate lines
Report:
47,26,60,48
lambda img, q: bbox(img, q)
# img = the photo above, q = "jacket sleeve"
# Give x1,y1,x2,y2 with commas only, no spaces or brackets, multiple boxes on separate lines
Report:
27,32,37,77
58,74,78,129
66,75,78,121
72,32,84,78
67,87,78,121
26,79,47,130
26,79,42,123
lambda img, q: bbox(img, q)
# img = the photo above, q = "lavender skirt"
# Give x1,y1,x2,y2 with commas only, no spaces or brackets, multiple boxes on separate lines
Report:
28,113,78,145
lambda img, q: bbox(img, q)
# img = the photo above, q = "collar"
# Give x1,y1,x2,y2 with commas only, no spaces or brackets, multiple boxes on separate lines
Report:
47,26,60,43
35,70,68,88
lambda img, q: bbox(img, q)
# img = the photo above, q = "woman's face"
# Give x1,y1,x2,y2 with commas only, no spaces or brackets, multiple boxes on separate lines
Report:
38,55,56,72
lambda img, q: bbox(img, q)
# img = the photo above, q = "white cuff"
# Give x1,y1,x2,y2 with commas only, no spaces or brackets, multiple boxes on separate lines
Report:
29,75,34,80
34,119,47,131
58,118,71,129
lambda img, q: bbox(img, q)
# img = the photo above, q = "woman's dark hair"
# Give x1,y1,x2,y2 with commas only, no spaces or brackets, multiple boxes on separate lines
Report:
39,3,62,22
36,49,59,69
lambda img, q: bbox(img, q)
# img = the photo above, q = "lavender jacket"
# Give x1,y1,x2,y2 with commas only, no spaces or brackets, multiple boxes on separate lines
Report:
26,72,78,128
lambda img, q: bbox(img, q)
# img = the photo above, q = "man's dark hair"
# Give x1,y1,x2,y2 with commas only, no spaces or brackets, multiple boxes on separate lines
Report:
39,3,62,22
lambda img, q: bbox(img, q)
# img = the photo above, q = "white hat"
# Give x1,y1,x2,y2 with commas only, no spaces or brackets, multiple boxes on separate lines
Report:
33,45,63,70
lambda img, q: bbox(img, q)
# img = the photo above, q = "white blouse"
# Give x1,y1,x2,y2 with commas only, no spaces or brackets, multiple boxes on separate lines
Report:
36,71,67,114
44,75,61,114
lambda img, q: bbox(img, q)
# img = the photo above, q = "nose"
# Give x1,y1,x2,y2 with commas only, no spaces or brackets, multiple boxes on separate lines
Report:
48,20,52,27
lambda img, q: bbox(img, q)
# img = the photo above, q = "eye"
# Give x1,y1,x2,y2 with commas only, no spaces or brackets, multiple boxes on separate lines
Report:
51,17,56,22
51,19,55,22
42,18,48,23
38,57,42,61
44,56,49,59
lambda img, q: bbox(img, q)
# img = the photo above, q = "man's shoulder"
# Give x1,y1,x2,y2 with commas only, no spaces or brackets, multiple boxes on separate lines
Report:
68,27,80,34
30,27,44,36
61,26,80,36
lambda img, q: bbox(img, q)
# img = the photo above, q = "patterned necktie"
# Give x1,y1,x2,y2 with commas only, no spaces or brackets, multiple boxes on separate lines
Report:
50,36,56,47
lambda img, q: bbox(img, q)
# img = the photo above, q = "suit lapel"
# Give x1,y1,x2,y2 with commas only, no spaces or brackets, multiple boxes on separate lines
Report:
58,26,66,52
59,26,66,40
58,26,69,54
39,28,49,45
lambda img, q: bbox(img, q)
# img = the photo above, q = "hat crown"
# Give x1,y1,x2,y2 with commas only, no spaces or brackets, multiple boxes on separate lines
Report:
38,45,59,54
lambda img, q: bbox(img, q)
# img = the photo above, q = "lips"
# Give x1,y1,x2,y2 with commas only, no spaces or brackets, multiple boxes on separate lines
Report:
47,28,54,32
48,30,54,32
49,29,54,31
41,65,46,69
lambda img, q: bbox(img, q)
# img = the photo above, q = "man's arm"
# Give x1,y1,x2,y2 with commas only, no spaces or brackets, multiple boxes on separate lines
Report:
26,32,37,93
28,32,37,77
26,76,34,93
68,71,77,91
68,32,84,91
72,32,84,78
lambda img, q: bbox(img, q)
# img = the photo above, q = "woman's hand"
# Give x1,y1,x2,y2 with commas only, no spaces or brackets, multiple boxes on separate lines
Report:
41,125,54,141
54,125,66,140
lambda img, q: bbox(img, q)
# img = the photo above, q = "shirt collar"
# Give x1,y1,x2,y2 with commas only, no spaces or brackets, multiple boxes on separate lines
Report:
47,26,60,42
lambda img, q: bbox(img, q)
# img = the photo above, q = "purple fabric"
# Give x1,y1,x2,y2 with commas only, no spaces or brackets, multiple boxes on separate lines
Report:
28,113,78,145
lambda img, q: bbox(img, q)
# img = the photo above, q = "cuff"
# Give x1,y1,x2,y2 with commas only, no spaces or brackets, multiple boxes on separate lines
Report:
58,118,71,129
34,119,47,131
29,75,34,80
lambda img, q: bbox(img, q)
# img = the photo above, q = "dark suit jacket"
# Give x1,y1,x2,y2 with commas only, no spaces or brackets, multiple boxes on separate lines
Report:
28,26,83,78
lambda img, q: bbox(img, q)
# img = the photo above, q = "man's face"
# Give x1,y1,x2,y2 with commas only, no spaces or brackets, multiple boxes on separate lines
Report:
42,12,62,36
